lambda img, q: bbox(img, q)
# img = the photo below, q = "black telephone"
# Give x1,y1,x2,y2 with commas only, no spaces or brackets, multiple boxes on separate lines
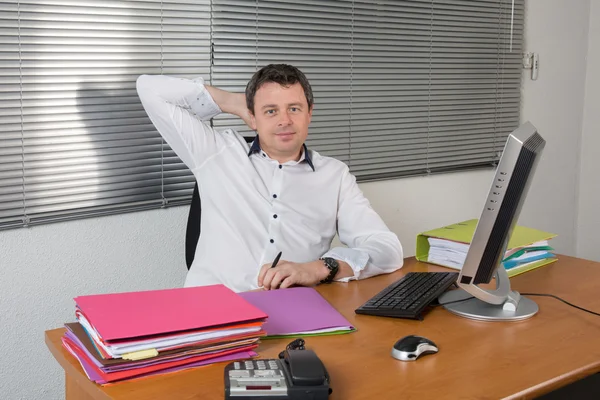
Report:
224,347,331,400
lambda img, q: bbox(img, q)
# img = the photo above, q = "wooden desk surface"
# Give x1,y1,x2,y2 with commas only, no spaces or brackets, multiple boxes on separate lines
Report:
46,255,600,400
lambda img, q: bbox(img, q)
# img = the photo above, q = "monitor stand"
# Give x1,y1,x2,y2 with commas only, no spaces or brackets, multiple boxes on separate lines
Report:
438,266,538,321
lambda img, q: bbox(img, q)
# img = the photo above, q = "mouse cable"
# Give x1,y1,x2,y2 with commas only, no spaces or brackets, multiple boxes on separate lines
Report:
433,292,600,318
520,293,600,317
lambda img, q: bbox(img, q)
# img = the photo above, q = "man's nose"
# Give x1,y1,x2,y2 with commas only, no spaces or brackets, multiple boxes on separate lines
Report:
278,111,292,126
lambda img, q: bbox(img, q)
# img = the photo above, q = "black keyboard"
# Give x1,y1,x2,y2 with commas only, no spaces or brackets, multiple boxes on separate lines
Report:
355,272,459,320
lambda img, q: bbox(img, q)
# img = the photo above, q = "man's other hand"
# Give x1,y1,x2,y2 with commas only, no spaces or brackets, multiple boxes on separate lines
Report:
257,260,329,290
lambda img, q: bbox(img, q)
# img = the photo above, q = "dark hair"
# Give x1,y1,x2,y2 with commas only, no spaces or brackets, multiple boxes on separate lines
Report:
245,64,314,114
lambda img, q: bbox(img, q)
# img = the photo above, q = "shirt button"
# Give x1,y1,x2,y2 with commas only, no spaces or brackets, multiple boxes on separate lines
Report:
270,239,274,244
273,214,278,219
273,194,277,199
278,165,282,169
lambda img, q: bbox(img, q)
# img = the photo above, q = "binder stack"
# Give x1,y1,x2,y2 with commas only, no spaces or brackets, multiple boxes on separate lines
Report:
61,284,267,385
416,219,558,277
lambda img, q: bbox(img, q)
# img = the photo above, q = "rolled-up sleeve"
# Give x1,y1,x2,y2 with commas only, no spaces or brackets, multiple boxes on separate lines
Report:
136,75,227,170
322,167,403,281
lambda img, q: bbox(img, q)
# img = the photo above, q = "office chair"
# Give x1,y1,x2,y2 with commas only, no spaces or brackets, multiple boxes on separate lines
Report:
185,136,255,270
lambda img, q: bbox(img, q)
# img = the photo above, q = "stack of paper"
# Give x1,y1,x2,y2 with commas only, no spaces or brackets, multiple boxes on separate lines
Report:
239,287,355,338
417,219,558,277
62,284,267,385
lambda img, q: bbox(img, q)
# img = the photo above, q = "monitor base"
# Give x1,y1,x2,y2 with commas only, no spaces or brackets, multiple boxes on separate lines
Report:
439,289,538,321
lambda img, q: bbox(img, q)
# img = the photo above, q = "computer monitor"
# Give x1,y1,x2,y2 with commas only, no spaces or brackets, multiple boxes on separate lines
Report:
438,121,546,321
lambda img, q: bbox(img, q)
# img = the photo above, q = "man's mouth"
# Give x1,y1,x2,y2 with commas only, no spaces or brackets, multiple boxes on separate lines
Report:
276,132,295,139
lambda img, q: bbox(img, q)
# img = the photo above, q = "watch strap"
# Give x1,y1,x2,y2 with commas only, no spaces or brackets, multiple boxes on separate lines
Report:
319,257,339,284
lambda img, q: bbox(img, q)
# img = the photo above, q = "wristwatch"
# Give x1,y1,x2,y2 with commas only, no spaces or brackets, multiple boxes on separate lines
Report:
319,257,339,284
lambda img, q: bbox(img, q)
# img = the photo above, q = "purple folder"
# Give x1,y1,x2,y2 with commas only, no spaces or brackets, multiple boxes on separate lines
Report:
76,349,257,384
239,287,355,337
63,336,256,385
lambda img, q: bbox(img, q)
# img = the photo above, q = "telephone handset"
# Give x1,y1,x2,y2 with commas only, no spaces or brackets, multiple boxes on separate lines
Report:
284,349,329,387
224,346,332,399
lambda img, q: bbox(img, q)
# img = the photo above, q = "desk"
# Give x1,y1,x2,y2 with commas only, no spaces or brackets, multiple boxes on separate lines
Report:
46,255,600,400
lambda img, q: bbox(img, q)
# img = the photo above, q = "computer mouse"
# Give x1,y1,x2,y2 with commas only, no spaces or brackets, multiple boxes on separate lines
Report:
391,335,439,361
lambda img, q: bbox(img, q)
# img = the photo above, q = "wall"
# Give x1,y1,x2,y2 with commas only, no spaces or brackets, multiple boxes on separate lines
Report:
518,0,591,253
0,1,594,399
0,209,186,399
577,0,600,261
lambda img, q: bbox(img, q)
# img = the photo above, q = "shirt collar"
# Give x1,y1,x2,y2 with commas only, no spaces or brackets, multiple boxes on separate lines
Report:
247,135,315,171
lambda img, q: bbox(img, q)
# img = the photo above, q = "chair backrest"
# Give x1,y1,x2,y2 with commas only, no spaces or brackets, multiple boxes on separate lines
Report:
185,136,254,270
185,182,202,270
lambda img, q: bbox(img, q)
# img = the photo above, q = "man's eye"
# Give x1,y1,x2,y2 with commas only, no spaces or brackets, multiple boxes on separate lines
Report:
290,107,299,112
265,109,275,115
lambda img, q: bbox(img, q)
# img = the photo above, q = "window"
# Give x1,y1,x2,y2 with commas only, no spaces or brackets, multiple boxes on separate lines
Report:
0,0,210,229
0,0,524,230
212,0,524,179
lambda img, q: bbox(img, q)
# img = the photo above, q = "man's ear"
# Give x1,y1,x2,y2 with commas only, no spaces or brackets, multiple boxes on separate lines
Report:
308,105,314,123
249,111,257,131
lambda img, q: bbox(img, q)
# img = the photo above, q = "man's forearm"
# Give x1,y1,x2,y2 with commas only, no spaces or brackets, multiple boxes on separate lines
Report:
205,86,250,124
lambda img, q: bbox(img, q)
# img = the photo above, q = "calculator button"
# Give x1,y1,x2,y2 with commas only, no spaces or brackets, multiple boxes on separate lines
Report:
229,370,250,378
234,362,240,370
253,370,276,377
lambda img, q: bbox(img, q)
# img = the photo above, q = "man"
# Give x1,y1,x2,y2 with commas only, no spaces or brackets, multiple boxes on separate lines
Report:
136,64,403,292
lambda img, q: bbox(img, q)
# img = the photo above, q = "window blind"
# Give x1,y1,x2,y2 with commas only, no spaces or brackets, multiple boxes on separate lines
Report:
0,0,210,229
212,0,524,180
0,0,524,230
211,0,354,157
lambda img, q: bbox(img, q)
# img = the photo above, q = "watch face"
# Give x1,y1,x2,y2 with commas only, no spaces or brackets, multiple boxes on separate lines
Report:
322,258,338,283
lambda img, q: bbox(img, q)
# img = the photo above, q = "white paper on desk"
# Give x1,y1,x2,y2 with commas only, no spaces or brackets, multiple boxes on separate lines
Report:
430,238,550,258
426,257,463,270
504,241,550,258
509,250,549,262
77,314,262,358
428,248,466,263
109,326,262,355
428,238,470,253
426,238,552,270
294,327,353,334
427,238,467,269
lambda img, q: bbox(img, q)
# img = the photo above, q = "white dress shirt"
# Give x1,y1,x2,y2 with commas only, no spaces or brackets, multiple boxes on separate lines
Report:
136,74,403,292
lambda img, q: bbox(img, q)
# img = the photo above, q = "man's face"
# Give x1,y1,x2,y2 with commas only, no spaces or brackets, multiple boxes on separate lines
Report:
249,82,313,161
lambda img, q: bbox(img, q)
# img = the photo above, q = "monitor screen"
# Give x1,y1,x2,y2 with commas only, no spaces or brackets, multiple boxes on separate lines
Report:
439,122,546,321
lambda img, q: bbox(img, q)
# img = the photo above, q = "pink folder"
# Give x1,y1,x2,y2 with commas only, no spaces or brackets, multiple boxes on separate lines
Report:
74,284,267,341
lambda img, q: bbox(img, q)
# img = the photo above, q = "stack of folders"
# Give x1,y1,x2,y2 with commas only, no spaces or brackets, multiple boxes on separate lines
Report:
61,284,267,385
416,219,558,278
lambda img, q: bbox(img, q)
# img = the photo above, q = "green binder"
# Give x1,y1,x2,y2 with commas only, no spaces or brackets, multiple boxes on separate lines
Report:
416,219,558,277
